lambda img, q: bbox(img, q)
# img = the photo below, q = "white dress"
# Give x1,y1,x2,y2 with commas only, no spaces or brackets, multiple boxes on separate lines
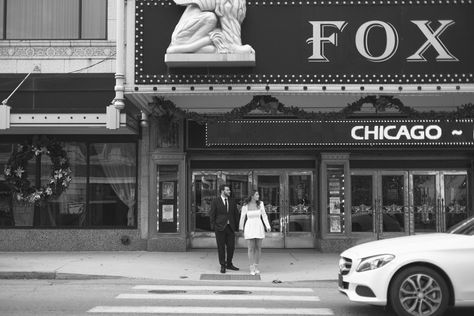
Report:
239,203,271,239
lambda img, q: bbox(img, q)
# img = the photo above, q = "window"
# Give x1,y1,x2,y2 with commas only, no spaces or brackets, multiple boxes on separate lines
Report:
0,139,137,228
89,143,137,227
2,0,106,40
0,0,4,38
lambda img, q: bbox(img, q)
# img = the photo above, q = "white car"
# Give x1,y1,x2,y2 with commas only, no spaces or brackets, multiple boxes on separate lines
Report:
338,216,474,316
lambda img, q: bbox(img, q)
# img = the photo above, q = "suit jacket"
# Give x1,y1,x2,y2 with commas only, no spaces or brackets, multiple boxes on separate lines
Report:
209,196,240,232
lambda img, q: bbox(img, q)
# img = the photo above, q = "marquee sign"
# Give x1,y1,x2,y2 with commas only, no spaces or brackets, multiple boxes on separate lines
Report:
205,119,474,147
136,1,474,87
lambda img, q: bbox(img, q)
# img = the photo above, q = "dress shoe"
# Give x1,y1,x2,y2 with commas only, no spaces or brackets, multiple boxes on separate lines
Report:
226,263,239,271
220,266,226,273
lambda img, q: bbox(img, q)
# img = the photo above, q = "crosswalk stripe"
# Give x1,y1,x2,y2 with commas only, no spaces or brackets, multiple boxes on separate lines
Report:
117,293,319,301
133,285,314,292
88,306,334,315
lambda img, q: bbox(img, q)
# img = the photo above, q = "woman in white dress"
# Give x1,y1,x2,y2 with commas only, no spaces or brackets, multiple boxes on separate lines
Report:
239,190,271,275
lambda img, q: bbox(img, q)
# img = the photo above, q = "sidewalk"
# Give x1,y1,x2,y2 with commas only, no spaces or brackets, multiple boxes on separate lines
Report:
0,249,340,282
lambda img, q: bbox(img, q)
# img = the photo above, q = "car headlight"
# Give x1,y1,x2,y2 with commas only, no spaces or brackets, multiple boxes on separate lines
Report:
356,254,395,272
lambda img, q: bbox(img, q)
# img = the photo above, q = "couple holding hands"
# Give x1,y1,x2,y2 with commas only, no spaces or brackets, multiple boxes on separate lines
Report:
209,184,271,276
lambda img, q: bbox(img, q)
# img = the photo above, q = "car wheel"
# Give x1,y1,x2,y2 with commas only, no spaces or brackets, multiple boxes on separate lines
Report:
389,266,449,316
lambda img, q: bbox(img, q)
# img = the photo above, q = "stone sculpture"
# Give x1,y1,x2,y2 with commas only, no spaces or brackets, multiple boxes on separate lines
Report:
166,0,255,54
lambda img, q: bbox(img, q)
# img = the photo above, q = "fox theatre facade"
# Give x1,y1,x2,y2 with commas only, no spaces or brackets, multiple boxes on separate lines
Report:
126,0,474,251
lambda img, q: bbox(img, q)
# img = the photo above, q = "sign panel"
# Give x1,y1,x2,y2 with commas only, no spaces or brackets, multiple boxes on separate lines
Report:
136,1,474,86
206,119,474,147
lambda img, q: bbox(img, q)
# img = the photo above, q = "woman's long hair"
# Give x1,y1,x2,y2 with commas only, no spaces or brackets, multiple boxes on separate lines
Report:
243,190,261,207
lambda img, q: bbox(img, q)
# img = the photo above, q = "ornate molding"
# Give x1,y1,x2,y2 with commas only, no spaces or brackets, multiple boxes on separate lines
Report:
0,46,116,59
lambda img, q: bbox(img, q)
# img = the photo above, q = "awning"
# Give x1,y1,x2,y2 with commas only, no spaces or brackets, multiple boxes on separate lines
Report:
0,112,138,135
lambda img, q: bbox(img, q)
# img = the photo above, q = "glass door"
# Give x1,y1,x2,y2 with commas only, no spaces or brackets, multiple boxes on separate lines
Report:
442,172,468,231
286,172,314,248
350,171,376,234
254,172,285,248
254,171,315,248
409,171,468,233
350,171,408,239
410,172,438,233
350,170,468,238
379,172,408,237
190,171,252,248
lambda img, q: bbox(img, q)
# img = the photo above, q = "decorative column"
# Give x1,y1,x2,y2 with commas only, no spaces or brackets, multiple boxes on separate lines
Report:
107,0,126,129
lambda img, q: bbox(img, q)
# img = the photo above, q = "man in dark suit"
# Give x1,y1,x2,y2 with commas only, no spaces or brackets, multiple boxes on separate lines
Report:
209,184,240,273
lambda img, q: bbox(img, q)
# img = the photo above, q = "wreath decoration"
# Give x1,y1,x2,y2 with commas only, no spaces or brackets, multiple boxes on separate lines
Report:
149,95,474,123
3,138,72,204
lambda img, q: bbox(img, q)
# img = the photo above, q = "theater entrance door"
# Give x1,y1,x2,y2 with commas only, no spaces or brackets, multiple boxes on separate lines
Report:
190,170,315,248
350,170,468,238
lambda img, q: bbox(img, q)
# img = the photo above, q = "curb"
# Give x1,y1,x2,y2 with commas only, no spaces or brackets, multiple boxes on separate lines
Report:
0,271,123,280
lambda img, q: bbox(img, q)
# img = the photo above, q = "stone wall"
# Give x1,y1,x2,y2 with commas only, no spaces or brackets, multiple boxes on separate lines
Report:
0,229,146,251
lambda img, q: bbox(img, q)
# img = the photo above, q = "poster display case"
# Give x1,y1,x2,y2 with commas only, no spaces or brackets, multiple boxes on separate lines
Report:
326,164,346,234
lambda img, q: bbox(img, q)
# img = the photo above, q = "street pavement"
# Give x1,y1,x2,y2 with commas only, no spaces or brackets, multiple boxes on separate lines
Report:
87,283,335,315
0,249,340,282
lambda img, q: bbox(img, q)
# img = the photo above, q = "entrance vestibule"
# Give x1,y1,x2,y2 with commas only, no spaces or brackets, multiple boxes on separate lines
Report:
350,170,468,238
190,169,316,248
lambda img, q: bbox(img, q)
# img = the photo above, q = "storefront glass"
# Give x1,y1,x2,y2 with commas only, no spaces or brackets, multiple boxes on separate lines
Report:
36,142,87,227
191,169,314,248
350,170,468,236
89,143,137,227
192,171,251,232
0,140,137,228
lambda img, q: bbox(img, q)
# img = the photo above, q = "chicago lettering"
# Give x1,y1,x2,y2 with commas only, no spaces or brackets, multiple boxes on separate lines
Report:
351,125,442,140
307,20,457,62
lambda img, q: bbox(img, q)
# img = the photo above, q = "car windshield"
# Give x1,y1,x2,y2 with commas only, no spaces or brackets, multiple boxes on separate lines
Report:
447,216,474,235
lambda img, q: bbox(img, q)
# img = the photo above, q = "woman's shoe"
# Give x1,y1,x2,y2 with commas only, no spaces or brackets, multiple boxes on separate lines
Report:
250,264,256,276
254,264,260,274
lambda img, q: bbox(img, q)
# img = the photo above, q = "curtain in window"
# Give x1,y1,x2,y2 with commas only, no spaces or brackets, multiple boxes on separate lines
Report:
97,143,137,227
6,0,79,39
82,0,106,39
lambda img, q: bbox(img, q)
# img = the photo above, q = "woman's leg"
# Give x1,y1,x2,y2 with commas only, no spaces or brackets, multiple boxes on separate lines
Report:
247,239,256,265
247,239,257,274
254,239,263,265
253,239,263,273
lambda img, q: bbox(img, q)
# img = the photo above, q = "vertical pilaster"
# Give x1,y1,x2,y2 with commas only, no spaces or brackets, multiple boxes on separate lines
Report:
107,0,126,129
0,104,11,130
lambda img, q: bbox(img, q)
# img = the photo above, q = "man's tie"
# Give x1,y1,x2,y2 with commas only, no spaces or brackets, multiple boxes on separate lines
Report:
224,198,228,212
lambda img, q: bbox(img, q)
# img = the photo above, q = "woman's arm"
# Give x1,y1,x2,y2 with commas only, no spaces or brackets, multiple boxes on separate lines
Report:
260,203,271,232
239,205,247,231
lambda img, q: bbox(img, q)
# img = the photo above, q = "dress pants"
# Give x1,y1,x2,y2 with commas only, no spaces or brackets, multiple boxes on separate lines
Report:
215,224,235,266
